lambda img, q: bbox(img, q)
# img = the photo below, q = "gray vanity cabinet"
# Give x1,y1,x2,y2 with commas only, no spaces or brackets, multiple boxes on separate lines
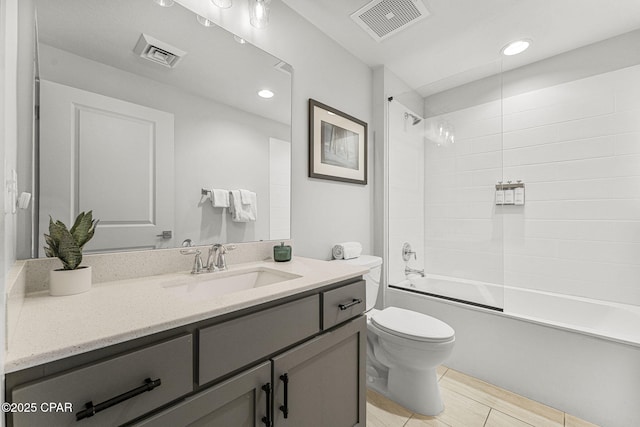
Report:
272,316,366,427
6,278,367,427
134,361,271,427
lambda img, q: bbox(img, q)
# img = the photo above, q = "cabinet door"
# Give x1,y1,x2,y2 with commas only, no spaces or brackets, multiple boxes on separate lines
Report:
272,316,366,427
135,361,272,427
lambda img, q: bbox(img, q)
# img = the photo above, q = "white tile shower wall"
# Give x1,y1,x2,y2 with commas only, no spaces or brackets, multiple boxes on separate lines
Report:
424,99,504,286
425,63,640,306
388,101,425,285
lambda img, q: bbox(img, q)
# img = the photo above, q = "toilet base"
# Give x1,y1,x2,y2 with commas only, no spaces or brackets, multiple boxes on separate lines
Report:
389,366,443,415
367,366,443,416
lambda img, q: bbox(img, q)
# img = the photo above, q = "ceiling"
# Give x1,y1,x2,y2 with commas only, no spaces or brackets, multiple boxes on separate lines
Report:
282,0,640,97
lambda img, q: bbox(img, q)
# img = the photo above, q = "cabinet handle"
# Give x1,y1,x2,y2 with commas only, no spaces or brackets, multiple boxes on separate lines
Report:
261,383,272,427
338,298,363,311
75,377,161,421
279,373,289,419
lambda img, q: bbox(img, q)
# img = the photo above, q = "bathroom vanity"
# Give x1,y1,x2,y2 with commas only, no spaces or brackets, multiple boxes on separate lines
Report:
4,256,367,426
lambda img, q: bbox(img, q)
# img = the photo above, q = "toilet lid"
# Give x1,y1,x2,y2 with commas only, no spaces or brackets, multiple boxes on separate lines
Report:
371,307,455,343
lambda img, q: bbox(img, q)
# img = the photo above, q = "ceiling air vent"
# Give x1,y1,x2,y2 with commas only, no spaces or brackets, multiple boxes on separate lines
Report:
133,33,186,68
351,0,431,42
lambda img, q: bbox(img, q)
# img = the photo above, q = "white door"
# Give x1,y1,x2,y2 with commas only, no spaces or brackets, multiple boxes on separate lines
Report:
39,80,175,255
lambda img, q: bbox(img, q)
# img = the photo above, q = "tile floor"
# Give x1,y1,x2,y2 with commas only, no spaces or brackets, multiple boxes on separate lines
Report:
366,366,600,427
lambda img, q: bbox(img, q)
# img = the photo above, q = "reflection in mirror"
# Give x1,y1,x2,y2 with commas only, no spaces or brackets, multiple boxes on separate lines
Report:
32,0,292,257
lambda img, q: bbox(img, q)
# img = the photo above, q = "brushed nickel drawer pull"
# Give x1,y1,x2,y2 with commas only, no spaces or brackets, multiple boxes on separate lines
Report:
338,298,363,311
75,377,161,421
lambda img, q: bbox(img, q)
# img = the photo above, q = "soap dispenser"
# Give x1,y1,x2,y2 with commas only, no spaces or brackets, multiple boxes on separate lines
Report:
504,181,515,205
514,180,525,205
273,242,292,262
495,182,505,205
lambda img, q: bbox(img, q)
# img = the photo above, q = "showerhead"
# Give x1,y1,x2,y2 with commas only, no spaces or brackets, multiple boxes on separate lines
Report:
404,112,422,126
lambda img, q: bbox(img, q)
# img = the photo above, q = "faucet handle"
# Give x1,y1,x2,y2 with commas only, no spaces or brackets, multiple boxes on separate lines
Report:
215,244,236,254
213,244,236,270
402,242,417,262
189,250,203,274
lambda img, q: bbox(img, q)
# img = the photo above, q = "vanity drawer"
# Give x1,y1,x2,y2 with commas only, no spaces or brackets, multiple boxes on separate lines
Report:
322,280,366,330
199,295,319,385
11,334,193,427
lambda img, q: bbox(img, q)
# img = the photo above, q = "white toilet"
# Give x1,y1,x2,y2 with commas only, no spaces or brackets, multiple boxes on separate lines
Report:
335,255,455,415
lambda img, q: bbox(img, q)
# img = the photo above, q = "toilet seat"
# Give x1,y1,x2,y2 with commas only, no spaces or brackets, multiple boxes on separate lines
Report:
371,307,455,343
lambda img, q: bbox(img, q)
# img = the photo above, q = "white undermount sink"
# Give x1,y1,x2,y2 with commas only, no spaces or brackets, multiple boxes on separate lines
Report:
162,267,301,301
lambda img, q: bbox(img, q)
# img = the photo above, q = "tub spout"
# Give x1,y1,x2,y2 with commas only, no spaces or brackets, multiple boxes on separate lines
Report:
405,266,425,277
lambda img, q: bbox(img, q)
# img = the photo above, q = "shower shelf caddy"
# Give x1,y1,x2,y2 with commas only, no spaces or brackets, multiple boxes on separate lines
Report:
495,181,525,206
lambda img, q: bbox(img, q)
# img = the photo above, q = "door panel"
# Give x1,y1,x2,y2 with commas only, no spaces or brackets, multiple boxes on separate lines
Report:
134,361,271,427
272,316,366,427
39,80,175,254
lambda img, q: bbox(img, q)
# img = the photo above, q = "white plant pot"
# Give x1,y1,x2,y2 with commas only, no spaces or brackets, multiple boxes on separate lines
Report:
49,266,92,296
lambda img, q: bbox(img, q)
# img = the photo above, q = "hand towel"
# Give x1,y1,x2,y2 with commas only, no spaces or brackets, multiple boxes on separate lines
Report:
332,242,362,260
229,190,257,222
210,188,230,208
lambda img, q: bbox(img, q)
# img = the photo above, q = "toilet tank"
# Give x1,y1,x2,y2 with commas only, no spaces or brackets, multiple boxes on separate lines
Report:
333,255,382,311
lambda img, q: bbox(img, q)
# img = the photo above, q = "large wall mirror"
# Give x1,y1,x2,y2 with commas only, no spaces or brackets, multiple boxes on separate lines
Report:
32,0,292,256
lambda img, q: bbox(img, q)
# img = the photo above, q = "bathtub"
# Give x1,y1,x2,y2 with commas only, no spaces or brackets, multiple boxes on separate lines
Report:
392,274,640,346
387,276,640,427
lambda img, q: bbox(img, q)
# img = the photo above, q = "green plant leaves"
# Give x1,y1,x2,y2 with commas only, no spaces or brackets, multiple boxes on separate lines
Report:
43,211,99,270
70,211,99,249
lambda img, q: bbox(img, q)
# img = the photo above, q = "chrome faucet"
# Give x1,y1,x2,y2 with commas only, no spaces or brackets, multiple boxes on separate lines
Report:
208,243,236,271
404,266,425,277
181,244,236,274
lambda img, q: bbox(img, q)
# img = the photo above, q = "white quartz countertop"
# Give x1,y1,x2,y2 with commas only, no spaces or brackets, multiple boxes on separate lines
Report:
5,256,367,373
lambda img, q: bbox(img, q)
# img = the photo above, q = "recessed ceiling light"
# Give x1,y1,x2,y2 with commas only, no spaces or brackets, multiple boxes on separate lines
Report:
501,39,531,56
212,0,233,8
153,0,174,7
258,89,274,99
233,35,247,44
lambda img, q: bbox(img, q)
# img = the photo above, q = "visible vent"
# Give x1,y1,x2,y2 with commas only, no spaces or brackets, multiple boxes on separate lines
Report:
351,0,430,42
133,33,186,68
274,61,293,76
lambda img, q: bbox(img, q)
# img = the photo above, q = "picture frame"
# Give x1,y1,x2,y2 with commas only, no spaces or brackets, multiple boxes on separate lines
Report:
308,99,368,185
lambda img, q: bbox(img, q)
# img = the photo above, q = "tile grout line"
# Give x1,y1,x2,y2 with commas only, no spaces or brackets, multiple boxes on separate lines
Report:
482,408,492,427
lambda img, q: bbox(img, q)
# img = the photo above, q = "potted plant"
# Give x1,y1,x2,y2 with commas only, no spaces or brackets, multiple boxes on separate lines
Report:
44,211,99,296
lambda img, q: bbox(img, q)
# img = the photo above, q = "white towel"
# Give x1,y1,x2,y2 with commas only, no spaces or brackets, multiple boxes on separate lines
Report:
229,189,257,222
210,188,229,208
332,242,362,260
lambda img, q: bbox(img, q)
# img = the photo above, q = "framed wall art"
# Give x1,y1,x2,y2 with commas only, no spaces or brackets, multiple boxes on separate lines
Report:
308,99,368,185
